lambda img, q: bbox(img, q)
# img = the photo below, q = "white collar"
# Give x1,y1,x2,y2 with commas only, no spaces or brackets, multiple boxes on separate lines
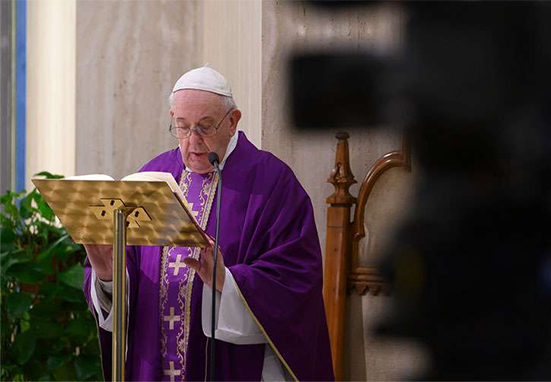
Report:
219,130,239,170
181,131,239,173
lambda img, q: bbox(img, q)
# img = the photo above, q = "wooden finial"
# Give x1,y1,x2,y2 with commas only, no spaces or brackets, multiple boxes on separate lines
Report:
327,132,357,205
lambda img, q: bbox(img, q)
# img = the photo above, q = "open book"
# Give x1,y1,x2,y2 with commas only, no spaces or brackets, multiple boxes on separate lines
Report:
66,172,189,209
62,171,207,241
33,171,209,247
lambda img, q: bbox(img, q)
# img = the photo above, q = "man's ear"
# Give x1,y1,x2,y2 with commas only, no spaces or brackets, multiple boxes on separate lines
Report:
170,110,174,117
229,109,242,135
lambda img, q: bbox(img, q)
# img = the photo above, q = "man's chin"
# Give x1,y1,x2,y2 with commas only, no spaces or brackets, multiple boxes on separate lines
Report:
185,159,213,174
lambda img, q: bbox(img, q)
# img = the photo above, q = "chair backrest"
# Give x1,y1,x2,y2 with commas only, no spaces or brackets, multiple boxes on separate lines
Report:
324,132,428,380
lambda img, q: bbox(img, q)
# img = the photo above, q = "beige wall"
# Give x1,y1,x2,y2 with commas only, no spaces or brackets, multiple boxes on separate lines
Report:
200,0,262,148
76,0,200,178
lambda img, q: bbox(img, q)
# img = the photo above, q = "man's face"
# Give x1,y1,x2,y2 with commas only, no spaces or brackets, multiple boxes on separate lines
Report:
171,90,240,174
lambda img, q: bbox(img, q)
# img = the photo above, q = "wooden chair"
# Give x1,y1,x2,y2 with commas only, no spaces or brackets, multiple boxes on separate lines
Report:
324,132,413,381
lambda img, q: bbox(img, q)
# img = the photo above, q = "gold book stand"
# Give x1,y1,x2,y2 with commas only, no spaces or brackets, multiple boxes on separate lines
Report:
32,179,207,382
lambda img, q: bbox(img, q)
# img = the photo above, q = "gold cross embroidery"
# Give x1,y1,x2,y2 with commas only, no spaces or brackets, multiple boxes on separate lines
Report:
163,361,181,382
163,307,181,330
188,202,200,218
168,254,186,276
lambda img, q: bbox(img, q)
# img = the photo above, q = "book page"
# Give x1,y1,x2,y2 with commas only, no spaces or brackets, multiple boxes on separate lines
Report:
64,174,115,181
122,172,189,210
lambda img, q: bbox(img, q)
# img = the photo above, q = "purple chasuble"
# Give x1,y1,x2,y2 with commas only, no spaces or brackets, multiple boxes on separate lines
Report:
83,132,334,381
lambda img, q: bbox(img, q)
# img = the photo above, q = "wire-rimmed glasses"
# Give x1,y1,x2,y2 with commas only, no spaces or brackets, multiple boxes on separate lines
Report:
169,108,233,139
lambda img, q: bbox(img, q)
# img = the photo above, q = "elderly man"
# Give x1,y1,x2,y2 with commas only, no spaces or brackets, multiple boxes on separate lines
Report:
83,67,334,381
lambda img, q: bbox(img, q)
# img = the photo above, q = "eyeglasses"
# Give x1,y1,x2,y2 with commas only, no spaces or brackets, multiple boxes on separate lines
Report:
169,108,233,139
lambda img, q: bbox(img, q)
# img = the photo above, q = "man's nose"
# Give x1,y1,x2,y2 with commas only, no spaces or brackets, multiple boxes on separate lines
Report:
189,129,204,144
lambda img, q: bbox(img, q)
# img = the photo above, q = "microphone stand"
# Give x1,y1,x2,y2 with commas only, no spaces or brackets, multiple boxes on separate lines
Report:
209,153,222,382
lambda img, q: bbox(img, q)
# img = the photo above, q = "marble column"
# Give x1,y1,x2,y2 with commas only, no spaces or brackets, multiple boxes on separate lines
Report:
26,0,76,190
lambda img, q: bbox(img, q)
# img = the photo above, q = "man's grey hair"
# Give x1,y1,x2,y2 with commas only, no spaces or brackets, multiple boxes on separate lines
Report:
169,91,237,112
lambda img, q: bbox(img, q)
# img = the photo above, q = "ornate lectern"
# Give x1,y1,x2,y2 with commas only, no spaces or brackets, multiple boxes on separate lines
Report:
32,179,207,382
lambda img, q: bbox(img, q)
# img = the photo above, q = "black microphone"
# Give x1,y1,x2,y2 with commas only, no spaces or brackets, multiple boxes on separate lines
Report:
207,151,221,382
208,152,220,167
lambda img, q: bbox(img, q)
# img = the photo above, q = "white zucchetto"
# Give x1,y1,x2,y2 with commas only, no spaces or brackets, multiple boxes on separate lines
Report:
172,66,232,97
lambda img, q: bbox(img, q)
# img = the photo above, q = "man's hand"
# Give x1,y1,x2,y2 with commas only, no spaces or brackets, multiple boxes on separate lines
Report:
84,244,113,281
183,237,225,293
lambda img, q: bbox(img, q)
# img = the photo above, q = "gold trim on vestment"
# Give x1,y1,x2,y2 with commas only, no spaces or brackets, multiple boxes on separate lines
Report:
159,169,219,379
182,172,192,200
176,246,191,371
160,170,193,358
178,246,196,374
232,279,299,382
179,171,218,366
160,245,170,357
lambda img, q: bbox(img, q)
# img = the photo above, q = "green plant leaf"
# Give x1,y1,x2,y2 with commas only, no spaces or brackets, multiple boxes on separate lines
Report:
23,358,47,381
1,252,29,275
30,189,55,222
0,228,16,252
34,257,55,276
37,281,64,298
37,234,70,262
74,355,101,381
9,263,43,284
36,198,54,221
1,183,101,381
33,171,64,179
0,250,9,261
1,316,10,341
33,318,64,339
19,192,35,220
46,354,72,370
29,299,61,318
69,242,84,253
1,365,15,380
49,338,68,354
52,360,77,381
1,192,22,221
0,190,13,205
13,330,36,365
81,339,101,356
58,264,84,289
1,248,24,261
1,365,24,382
1,190,24,217
64,317,90,342
7,292,33,319
58,287,85,303
20,311,31,332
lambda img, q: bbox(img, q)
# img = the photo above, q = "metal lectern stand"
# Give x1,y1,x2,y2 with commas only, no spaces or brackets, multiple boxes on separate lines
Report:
32,179,207,382
113,208,128,382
